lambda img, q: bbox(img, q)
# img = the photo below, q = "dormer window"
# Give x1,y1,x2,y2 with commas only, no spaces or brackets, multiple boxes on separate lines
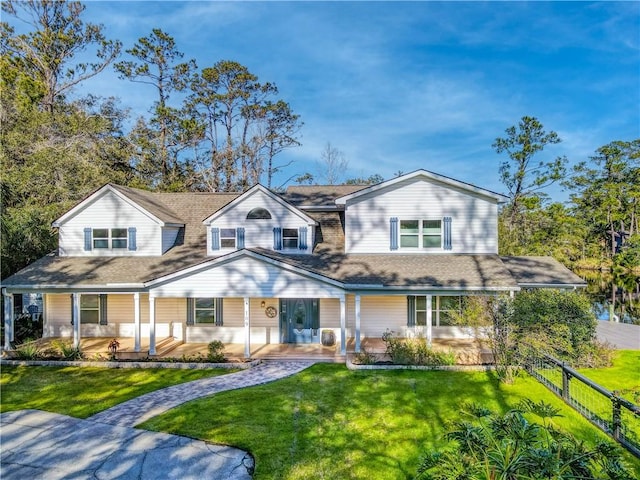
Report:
93,228,128,249
220,228,236,248
84,227,136,252
282,228,299,249
247,208,272,220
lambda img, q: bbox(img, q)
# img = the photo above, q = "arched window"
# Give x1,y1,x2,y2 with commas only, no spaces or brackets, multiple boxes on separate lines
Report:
246,208,272,220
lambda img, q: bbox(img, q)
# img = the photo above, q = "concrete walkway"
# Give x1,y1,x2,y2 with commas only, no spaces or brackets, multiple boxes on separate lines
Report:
1,361,315,479
88,361,315,427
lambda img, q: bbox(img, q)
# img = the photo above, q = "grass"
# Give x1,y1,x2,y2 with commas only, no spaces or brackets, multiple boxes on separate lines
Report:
0,365,230,418
141,364,640,479
578,350,640,403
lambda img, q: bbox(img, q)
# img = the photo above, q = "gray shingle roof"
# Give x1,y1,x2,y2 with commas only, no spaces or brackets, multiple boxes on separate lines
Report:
283,185,367,206
501,256,587,287
110,185,185,225
250,249,519,289
2,185,583,292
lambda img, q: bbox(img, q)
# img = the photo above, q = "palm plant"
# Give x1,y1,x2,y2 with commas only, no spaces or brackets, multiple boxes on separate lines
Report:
415,401,634,480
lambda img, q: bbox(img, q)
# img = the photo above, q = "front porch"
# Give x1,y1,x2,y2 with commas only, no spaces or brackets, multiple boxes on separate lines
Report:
26,336,492,364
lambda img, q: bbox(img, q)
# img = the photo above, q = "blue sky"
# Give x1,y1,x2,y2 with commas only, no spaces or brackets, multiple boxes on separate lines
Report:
53,2,640,199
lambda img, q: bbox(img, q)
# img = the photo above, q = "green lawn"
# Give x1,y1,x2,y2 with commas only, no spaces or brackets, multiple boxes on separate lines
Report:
578,350,640,403
141,365,640,479
0,365,230,418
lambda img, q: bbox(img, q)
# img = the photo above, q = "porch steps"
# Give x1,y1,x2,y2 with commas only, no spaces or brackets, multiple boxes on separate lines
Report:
259,354,347,363
153,337,184,357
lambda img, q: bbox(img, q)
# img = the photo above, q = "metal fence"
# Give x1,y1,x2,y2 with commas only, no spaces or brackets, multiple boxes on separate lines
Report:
525,353,640,458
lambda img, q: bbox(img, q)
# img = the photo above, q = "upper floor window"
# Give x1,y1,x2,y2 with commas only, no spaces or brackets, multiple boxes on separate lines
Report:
220,228,236,248
211,227,244,251
247,208,272,220
399,219,449,249
93,228,128,249
282,228,299,249
273,226,308,251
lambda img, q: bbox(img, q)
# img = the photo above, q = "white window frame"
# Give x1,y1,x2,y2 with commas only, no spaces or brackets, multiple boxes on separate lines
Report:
432,296,462,326
282,228,299,249
80,294,100,324
415,296,428,326
399,219,442,250
220,228,236,249
194,298,216,324
93,228,128,250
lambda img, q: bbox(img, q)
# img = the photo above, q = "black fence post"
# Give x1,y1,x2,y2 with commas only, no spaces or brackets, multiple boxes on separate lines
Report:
561,362,571,402
612,395,622,441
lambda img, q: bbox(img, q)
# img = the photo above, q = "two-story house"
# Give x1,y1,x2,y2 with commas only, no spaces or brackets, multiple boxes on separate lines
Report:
1,170,586,358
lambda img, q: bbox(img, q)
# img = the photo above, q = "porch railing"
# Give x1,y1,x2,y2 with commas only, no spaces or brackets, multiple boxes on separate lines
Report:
525,353,640,458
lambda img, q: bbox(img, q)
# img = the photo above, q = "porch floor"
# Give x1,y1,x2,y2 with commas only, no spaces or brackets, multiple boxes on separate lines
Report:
33,337,492,364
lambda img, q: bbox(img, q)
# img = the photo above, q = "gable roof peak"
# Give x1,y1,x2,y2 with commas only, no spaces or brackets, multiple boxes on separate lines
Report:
202,182,318,225
335,169,507,204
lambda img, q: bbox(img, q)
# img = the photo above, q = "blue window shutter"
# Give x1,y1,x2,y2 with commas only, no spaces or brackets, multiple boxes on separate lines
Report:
70,294,74,325
237,227,245,249
99,294,108,325
215,298,224,326
211,227,220,251
390,217,399,250
186,298,194,326
407,296,416,327
128,227,137,251
84,228,92,251
299,226,308,250
443,217,452,250
273,227,282,250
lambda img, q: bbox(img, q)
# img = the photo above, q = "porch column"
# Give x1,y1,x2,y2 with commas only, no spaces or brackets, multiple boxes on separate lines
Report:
72,293,81,349
149,295,156,355
426,294,433,345
340,295,346,355
244,297,250,359
133,292,141,352
3,289,14,350
355,294,361,353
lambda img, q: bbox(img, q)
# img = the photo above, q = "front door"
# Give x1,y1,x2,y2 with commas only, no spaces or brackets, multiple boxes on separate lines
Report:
280,298,319,344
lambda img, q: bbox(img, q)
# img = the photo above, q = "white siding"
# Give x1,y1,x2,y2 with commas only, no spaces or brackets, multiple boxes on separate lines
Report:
58,190,162,256
186,298,279,344
359,296,406,338
44,293,173,339
44,293,71,337
206,189,314,254
344,177,498,254
151,255,343,298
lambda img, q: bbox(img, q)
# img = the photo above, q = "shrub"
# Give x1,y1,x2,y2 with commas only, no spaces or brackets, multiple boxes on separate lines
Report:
381,330,456,366
13,340,42,360
511,289,597,359
207,340,225,362
51,339,84,360
352,347,377,365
